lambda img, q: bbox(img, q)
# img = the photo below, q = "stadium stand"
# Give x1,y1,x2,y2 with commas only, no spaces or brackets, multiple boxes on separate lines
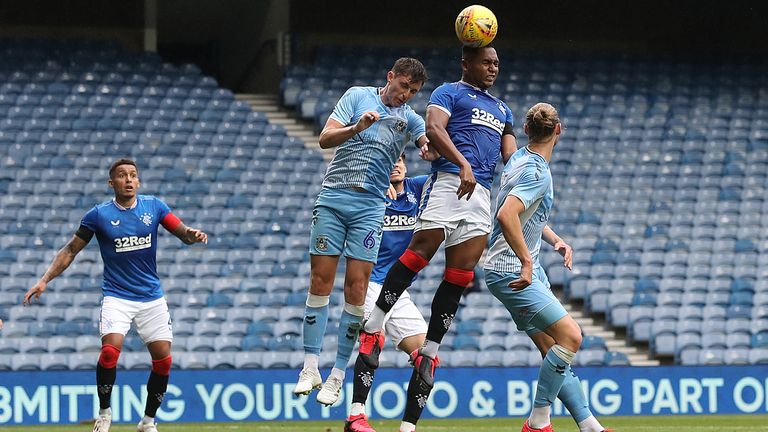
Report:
2,40,766,371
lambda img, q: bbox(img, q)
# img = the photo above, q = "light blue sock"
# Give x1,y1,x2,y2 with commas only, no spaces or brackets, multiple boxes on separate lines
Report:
534,345,572,408
334,303,365,370
303,294,330,356
558,366,592,423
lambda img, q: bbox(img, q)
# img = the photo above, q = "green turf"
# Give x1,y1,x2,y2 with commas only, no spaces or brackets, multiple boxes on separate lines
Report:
5,415,768,431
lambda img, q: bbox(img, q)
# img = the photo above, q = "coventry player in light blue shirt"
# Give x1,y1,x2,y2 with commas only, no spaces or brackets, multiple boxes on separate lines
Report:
485,104,610,432
295,58,431,406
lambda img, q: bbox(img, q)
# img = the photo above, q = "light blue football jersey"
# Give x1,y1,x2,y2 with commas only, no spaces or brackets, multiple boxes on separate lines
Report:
80,195,172,302
484,147,553,273
428,81,514,190
324,86,426,198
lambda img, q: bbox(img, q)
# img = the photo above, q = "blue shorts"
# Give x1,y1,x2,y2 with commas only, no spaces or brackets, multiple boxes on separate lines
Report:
309,187,385,263
485,267,567,336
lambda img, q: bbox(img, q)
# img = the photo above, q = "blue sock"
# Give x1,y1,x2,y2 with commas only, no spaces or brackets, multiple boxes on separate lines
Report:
303,295,330,356
334,304,364,370
558,366,592,423
534,346,571,408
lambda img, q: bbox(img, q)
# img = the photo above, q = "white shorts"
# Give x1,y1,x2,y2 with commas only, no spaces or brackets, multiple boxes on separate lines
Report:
364,282,427,349
100,296,173,344
416,172,492,247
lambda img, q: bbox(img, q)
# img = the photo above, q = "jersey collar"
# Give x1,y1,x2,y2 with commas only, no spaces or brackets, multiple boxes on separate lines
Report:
459,80,489,94
113,198,138,210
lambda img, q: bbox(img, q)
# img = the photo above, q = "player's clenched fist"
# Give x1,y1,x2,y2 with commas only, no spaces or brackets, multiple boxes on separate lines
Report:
354,111,380,133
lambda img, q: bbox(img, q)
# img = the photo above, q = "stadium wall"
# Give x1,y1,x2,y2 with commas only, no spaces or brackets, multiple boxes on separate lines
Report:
2,366,768,425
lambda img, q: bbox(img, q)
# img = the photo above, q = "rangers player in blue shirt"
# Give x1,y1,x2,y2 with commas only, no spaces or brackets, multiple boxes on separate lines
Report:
485,103,610,432
24,158,208,432
363,46,517,392
344,154,434,432
295,58,431,406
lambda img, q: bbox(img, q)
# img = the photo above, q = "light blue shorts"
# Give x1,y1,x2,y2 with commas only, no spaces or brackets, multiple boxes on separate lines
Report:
309,187,385,263
485,266,567,336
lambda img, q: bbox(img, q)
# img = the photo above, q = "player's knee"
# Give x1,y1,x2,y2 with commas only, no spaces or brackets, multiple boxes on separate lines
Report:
98,344,121,369
152,355,172,376
444,267,474,288
309,271,334,293
399,249,429,273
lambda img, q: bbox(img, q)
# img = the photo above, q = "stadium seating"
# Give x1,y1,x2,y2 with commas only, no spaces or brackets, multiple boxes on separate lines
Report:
3,40,766,371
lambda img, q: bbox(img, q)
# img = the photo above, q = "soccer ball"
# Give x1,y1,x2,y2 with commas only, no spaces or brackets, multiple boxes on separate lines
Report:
454,5,498,47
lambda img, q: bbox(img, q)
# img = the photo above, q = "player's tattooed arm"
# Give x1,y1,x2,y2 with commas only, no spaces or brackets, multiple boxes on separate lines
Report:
24,234,89,305
171,222,209,245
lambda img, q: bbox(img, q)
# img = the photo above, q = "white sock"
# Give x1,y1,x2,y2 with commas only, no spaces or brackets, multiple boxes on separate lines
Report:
330,367,345,381
364,307,387,332
529,405,551,429
420,340,440,358
400,420,417,432
99,407,111,417
303,353,319,370
350,402,366,417
578,415,604,432
141,415,154,424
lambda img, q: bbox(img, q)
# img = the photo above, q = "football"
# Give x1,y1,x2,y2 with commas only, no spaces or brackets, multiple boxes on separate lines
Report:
454,5,498,47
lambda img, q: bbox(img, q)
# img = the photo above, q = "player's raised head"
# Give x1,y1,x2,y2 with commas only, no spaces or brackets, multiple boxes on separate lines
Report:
109,158,138,179
461,45,498,89
524,103,561,143
383,57,428,108
391,57,428,85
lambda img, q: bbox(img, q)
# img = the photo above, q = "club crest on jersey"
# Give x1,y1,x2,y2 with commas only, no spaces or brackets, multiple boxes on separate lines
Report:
407,191,417,204
394,119,407,133
498,102,506,115
315,235,329,252
141,212,153,226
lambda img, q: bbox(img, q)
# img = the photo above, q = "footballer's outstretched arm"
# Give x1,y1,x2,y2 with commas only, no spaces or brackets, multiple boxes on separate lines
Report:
24,234,89,305
159,212,208,245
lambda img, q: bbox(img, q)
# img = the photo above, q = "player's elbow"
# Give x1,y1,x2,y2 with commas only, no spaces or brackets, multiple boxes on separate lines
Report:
318,134,335,149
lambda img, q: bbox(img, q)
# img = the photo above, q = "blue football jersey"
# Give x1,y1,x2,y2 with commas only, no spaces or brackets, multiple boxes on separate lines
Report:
80,195,172,302
484,147,553,274
370,176,428,284
324,86,426,198
428,81,514,190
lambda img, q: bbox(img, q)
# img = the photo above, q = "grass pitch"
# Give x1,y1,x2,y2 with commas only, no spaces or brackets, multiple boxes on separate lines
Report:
5,415,768,431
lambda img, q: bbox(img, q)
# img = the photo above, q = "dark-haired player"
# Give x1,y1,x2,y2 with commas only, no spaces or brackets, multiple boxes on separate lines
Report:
294,58,430,406
24,158,208,432
363,45,517,391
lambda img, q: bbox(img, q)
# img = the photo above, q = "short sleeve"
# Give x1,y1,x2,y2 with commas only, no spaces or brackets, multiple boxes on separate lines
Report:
406,110,426,142
509,169,549,210
409,175,430,195
503,101,514,127
80,206,99,233
328,87,362,126
427,84,454,117
155,197,172,220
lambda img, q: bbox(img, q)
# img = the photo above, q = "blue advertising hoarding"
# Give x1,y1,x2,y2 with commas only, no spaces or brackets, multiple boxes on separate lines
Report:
1,365,767,425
